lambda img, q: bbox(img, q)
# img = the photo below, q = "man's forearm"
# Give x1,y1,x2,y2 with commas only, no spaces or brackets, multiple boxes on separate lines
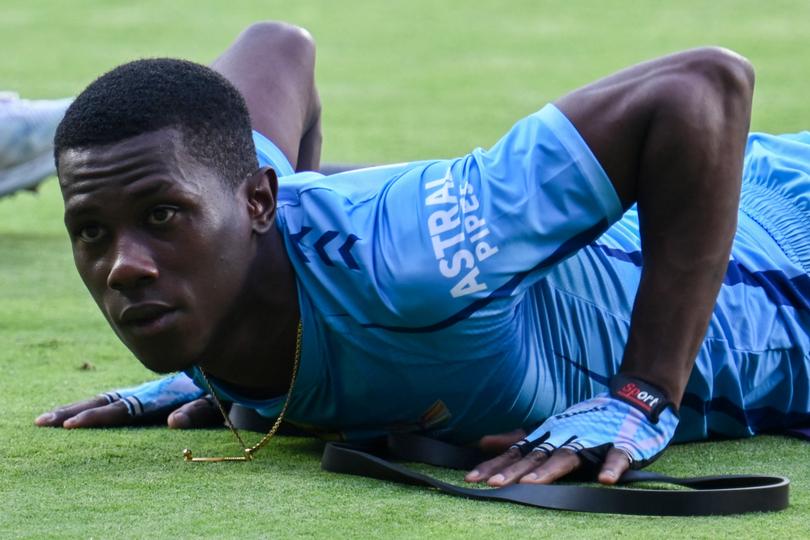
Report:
619,94,752,405
556,47,755,406
621,63,753,406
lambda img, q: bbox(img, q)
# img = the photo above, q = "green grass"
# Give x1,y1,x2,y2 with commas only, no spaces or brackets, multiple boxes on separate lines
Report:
1,0,809,537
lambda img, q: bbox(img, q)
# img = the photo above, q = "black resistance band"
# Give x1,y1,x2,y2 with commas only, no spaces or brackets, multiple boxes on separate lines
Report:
320,433,789,516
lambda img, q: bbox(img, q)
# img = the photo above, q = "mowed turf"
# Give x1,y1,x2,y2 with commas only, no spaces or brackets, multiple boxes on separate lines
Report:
1,1,809,537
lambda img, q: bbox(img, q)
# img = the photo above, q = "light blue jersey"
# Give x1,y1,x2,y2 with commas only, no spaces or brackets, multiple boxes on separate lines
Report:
194,109,810,444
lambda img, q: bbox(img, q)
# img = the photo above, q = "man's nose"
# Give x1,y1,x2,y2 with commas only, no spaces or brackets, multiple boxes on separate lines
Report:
107,235,159,291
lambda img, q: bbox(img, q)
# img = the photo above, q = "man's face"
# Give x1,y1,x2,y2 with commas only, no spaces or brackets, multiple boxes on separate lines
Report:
59,128,255,373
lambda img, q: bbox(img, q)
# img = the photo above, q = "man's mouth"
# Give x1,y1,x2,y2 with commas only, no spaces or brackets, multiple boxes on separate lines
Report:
118,303,178,335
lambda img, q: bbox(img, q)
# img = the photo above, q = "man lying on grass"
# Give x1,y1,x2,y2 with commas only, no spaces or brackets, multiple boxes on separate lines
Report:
37,21,810,486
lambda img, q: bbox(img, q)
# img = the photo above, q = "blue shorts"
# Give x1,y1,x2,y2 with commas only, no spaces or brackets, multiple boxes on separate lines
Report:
741,131,810,273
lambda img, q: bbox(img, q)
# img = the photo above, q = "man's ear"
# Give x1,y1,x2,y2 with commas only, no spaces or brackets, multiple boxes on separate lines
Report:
245,167,278,234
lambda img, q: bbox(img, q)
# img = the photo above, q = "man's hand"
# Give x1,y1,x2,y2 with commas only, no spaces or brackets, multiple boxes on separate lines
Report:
466,375,679,486
34,373,222,429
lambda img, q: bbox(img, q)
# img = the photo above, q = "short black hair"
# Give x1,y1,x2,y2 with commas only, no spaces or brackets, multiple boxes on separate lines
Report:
54,58,258,188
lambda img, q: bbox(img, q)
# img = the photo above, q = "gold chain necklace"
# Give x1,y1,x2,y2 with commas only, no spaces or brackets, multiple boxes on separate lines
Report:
182,320,302,462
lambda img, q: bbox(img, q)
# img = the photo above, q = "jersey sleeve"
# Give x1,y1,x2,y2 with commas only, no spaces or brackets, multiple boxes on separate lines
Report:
368,104,623,325
252,130,295,177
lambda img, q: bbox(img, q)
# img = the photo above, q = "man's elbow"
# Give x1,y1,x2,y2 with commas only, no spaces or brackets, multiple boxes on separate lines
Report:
239,21,317,63
683,46,755,103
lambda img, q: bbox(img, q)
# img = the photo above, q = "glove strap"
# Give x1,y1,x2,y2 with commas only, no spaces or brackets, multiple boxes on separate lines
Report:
609,374,674,423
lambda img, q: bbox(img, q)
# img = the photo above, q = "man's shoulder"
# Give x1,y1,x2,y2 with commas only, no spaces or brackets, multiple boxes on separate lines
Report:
277,162,430,209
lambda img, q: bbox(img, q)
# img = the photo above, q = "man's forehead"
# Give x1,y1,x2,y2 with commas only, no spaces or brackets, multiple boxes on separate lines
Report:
58,128,223,217
57,128,184,182
64,176,181,212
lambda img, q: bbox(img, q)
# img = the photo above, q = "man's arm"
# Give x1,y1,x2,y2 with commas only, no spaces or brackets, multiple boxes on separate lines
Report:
467,47,754,485
211,21,321,171
557,47,753,405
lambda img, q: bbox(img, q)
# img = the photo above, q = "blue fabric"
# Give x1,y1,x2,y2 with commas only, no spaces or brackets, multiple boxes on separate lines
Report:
198,104,626,442
740,131,810,273
252,130,295,177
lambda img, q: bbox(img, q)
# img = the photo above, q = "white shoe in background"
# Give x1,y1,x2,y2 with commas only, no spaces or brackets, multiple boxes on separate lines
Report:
0,94,72,198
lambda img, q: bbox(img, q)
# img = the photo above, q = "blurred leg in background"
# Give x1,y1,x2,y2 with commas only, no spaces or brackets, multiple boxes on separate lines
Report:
0,92,72,198
0,92,367,200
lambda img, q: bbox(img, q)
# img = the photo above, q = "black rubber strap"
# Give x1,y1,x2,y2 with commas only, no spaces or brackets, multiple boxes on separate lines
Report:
321,433,789,516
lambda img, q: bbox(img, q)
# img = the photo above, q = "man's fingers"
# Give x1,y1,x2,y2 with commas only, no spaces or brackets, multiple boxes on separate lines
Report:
35,396,111,427
464,446,523,483
470,444,627,486
485,449,550,487
167,397,223,429
597,448,631,485
519,448,582,484
61,401,131,429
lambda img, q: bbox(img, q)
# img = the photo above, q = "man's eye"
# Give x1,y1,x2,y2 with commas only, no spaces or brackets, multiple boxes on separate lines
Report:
147,206,178,226
77,225,106,243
